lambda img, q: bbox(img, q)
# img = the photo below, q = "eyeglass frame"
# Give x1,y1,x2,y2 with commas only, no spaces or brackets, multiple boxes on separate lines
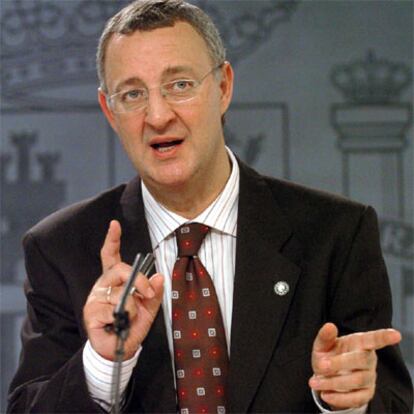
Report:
104,63,224,114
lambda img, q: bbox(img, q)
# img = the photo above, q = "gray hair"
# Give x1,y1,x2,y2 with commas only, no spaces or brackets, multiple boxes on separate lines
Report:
97,0,226,93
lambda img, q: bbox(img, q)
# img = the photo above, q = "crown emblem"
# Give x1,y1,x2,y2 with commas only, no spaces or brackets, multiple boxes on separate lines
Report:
330,50,411,104
1,0,298,108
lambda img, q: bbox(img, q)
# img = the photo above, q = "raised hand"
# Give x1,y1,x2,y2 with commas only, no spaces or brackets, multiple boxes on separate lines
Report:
83,220,164,360
309,322,401,410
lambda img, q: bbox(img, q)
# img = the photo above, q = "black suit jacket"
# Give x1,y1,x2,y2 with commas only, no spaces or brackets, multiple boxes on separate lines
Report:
8,161,413,413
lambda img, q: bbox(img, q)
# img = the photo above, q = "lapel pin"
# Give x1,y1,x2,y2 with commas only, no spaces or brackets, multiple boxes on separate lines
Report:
274,281,289,296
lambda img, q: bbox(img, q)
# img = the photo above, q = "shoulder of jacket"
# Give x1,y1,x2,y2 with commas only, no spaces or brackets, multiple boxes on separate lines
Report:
23,182,128,246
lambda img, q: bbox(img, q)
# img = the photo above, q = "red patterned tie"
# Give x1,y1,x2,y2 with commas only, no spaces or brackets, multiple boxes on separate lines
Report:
172,223,229,414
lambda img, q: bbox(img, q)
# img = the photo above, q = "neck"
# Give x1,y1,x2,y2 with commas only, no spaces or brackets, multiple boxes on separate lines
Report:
145,150,232,220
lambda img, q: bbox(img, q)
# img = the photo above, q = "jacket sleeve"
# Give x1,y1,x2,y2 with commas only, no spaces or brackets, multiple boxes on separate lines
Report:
7,232,103,413
328,206,413,413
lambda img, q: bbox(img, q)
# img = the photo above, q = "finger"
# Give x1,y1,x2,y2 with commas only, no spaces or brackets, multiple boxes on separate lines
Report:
92,286,114,305
149,273,164,296
314,350,377,376
105,276,157,304
100,220,122,273
132,273,158,299
313,322,338,353
94,262,132,290
309,368,376,392
320,388,374,410
93,285,129,306
89,285,138,327
147,273,164,303
84,302,115,330
339,329,402,352
133,274,164,305
133,274,164,318
134,273,164,331
122,293,138,321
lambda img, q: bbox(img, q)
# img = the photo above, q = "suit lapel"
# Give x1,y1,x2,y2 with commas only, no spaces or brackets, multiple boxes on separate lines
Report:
116,178,177,413
228,163,302,413
117,176,152,264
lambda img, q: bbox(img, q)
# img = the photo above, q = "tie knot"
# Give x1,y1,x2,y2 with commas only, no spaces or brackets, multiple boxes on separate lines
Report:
175,223,210,257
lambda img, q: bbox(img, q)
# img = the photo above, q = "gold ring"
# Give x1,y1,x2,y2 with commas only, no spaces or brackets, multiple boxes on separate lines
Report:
106,286,112,304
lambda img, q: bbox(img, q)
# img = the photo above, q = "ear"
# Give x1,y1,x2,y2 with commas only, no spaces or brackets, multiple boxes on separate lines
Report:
218,61,234,115
98,88,118,133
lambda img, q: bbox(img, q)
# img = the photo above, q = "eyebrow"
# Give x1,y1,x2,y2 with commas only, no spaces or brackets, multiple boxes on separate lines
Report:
113,65,197,93
163,65,196,77
113,77,145,94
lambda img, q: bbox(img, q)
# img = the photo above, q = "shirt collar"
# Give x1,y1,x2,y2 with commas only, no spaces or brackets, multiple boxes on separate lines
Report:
142,147,239,248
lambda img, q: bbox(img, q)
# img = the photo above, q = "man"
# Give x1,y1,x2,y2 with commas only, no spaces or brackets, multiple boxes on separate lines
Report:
7,1,413,413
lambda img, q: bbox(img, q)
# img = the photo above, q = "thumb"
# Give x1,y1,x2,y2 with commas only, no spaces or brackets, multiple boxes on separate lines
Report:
147,273,164,306
313,322,338,353
100,220,122,273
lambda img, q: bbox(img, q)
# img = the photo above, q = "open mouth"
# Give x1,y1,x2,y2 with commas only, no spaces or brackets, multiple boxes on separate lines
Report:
151,139,183,153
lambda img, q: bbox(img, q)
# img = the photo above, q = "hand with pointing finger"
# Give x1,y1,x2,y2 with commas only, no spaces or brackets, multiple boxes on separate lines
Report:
309,322,402,410
83,220,164,361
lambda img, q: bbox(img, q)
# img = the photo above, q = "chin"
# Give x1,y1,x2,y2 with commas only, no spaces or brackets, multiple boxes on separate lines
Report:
160,176,190,189
166,163,191,180
150,169,191,189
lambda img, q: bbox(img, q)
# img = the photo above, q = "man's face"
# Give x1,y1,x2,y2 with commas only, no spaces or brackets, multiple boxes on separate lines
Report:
99,22,233,193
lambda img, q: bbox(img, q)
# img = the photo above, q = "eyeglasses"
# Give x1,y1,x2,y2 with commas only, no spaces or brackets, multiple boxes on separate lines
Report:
106,64,223,114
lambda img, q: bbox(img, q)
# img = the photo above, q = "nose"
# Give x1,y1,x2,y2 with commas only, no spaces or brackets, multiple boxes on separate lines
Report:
144,89,176,131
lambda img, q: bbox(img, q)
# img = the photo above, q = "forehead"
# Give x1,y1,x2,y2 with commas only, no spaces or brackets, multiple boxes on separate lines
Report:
104,21,213,89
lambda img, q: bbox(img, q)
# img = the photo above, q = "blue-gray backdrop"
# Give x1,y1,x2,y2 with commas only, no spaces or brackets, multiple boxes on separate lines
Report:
1,1,413,411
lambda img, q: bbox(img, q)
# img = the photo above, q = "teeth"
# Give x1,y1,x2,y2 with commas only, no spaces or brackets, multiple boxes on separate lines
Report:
153,140,182,153
157,145,175,153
